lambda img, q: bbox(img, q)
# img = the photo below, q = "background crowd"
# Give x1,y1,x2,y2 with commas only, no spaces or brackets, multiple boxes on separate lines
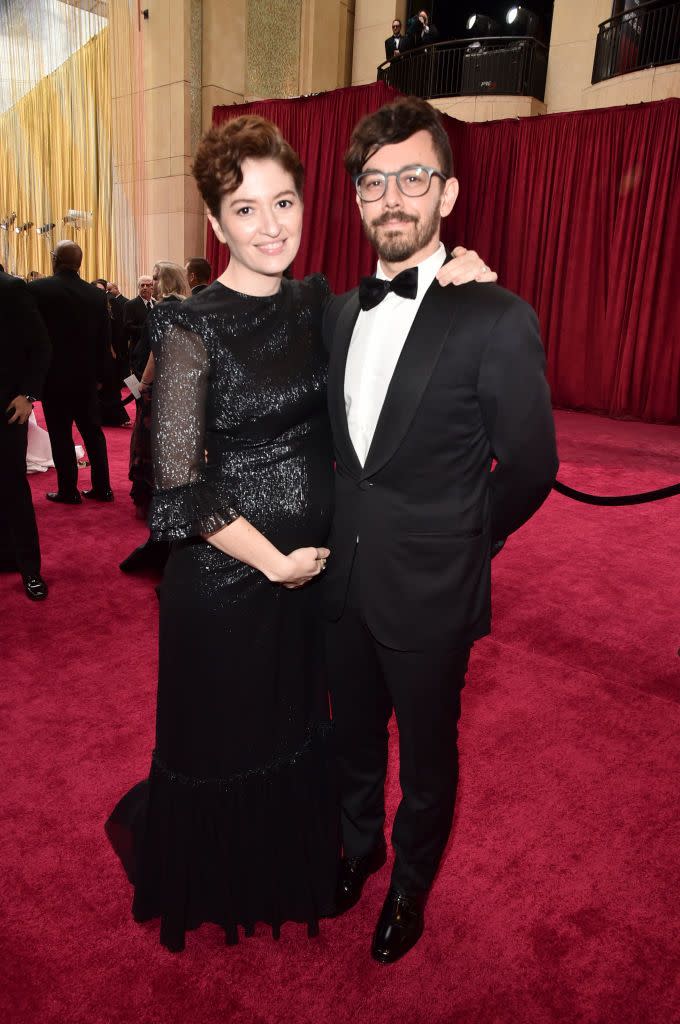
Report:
0,249,213,601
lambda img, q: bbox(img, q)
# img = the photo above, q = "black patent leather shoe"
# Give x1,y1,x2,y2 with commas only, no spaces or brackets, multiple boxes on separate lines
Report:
333,842,387,917
371,886,426,965
22,574,48,601
81,488,114,502
46,491,81,504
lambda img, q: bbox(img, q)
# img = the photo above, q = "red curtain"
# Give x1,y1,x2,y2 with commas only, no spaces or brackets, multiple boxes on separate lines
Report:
207,87,680,424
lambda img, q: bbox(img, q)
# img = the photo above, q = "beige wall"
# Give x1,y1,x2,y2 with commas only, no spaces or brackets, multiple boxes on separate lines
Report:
130,0,204,273
300,0,355,94
432,96,546,123
546,0,680,113
352,0,406,86
202,0,246,129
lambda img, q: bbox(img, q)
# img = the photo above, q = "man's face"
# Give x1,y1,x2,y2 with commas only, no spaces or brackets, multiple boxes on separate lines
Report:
356,130,458,265
184,262,197,288
392,21,401,35
419,11,428,25
107,282,120,297
139,277,153,301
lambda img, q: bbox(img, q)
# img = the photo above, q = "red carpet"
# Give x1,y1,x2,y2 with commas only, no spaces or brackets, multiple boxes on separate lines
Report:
2,409,679,1024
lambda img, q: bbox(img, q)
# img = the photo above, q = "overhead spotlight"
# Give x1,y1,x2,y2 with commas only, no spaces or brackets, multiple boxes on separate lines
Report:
466,14,502,36
37,222,56,235
14,221,34,235
506,5,540,36
1,212,17,231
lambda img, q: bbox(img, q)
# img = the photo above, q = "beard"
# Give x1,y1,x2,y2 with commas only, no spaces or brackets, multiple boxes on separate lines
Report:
362,205,441,263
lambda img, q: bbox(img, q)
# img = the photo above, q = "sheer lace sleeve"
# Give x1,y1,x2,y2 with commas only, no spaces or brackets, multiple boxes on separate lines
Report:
148,318,240,541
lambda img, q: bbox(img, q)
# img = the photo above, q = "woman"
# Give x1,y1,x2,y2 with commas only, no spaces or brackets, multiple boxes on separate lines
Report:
129,262,190,521
107,115,493,951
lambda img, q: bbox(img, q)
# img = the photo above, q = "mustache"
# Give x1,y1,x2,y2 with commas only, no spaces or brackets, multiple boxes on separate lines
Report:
371,211,418,228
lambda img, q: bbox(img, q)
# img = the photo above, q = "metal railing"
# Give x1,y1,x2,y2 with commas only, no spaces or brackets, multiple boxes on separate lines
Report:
377,36,549,102
593,1,680,84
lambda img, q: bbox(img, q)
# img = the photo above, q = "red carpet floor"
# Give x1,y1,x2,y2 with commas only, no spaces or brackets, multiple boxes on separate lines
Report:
2,409,679,1024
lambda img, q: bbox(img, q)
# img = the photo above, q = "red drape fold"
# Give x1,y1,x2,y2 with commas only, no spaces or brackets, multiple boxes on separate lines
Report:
206,86,679,424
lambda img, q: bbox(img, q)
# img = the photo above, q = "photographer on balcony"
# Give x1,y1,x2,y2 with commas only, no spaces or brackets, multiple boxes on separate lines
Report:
407,9,440,49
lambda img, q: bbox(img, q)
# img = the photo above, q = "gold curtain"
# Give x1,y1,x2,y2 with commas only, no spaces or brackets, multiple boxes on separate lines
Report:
0,29,115,282
0,0,146,294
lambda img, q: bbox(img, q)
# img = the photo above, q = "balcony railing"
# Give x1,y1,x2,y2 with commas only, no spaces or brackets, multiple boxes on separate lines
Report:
377,36,549,102
593,1,680,84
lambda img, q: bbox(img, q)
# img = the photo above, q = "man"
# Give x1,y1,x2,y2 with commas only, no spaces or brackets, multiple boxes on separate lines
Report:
322,97,558,964
407,9,439,47
185,257,212,295
30,240,113,503
123,275,154,375
0,268,51,599
384,18,405,60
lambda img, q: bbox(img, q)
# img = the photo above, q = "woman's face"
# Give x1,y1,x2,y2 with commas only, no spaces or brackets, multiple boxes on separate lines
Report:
209,158,303,288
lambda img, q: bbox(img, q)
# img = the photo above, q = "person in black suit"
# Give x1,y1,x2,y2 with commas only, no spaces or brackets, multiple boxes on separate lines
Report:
123,276,154,376
0,269,51,599
407,9,440,47
30,241,113,504
384,18,406,60
322,97,558,964
184,257,212,295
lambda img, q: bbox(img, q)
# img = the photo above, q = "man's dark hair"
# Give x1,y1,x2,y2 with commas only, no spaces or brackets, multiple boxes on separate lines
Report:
185,257,212,284
92,277,108,290
0,264,4,273
345,96,453,180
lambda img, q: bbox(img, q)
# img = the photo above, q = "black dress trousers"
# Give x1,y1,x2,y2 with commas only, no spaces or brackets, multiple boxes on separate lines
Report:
42,387,111,496
325,555,471,896
0,417,41,575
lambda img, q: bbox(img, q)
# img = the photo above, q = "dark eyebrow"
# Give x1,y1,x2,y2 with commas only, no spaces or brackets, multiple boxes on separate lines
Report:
229,189,297,207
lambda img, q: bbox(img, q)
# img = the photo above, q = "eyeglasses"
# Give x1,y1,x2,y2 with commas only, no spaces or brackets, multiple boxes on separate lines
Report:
354,165,447,202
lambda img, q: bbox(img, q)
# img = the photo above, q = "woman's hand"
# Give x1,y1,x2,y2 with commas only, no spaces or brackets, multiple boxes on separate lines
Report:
436,247,497,286
275,546,330,589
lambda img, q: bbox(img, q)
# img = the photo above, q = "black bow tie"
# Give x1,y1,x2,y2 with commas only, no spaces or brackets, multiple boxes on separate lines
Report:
358,267,418,311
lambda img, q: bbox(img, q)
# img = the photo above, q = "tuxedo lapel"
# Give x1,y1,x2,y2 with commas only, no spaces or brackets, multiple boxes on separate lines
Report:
362,279,459,479
327,290,362,476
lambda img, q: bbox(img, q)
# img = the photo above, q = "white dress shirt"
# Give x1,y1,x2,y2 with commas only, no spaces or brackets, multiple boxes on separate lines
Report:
344,242,446,467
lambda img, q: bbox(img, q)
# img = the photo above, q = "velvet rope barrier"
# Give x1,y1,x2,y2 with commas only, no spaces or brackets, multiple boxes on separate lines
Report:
552,480,680,506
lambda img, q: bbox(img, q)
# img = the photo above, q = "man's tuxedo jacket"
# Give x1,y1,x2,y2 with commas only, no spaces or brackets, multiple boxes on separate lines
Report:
29,269,110,397
0,271,51,406
124,294,153,356
385,34,406,60
322,278,558,651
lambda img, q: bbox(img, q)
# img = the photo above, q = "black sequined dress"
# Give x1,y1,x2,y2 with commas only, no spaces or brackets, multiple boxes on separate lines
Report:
106,276,338,951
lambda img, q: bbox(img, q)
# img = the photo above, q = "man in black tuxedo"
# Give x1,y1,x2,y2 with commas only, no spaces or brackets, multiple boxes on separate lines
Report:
0,269,51,599
322,97,558,964
185,257,212,295
30,241,113,503
124,275,154,375
384,18,406,60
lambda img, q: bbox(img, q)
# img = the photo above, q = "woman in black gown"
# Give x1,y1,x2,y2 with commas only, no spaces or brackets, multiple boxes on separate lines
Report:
108,117,336,951
106,114,494,951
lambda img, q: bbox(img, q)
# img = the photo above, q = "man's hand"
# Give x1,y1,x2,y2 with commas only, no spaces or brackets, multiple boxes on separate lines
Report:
436,247,498,286
6,395,33,425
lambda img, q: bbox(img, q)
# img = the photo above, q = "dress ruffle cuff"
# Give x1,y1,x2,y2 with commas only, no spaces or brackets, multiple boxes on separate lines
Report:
149,477,240,541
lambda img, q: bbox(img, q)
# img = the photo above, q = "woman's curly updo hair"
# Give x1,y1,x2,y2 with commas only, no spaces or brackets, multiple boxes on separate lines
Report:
192,116,305,218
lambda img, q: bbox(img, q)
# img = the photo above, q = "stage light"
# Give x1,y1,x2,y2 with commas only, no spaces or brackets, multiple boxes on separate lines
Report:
37,223,56,235
466,14,502,36
505,5,540,36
